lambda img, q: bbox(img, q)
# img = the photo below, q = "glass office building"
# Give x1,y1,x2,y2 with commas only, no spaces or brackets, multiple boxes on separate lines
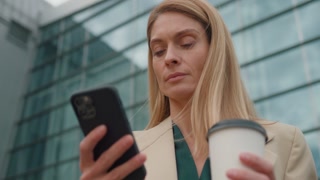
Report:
4,0,320,179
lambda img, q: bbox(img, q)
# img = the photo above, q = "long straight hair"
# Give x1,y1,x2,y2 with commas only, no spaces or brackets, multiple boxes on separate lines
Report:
146,0,258,156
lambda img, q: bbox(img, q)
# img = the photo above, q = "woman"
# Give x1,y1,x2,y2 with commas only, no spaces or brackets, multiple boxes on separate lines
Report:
79,0,317,179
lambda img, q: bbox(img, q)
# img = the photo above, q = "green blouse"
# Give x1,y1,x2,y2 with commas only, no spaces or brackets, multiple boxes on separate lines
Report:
173,125,211,180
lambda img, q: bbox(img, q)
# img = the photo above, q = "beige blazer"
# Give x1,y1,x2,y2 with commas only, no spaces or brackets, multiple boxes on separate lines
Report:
134,118,317,180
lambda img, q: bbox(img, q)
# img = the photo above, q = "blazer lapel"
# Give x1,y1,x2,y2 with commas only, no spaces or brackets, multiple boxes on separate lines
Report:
135,118,178,180
263,126,277,165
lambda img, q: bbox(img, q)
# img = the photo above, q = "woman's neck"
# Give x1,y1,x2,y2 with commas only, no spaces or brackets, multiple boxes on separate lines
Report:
170,99,192,135
170,100,207,176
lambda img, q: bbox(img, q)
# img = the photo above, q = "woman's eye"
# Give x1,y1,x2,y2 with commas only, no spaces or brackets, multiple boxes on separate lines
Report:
182,43,194,49
153,50,165,57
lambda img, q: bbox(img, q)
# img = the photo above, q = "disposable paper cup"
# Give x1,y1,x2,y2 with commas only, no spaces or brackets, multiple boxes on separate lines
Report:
207,119,267,180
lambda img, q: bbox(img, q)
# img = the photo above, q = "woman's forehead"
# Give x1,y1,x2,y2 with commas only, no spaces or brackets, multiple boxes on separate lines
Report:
150,12,204,38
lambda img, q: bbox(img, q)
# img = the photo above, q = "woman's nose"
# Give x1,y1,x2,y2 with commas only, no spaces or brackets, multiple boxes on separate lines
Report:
164,47,180,65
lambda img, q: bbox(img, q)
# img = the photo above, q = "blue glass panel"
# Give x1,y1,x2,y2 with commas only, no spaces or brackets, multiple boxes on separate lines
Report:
61,26,85,52
58,129,81,161
298,1,320,40
28,143,46,170
44,136,59,165
83,0,158,37
208,0,230,6
100,14,148,52
41,22,60,42
14,122,28,147
55,75,82,105
242,46,308,100
83,1,135,36
28,63,55,92
63,0,117,30
48,108,64,135
34,40,58,66
256,83,320,131
63,104,79,130
114,78,132,107
87,38,114,64
56,160,80,180
40,167,57,180
219,0,292,32
122,42,148,69
233,12,299,64
131,103,150,131
23,88,54,117
134,71,148,104
85,56,132,88
57,49,83,78
305,40,320,81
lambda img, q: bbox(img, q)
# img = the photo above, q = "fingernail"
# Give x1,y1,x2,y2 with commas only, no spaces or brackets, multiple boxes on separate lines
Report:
240,152,251,160
226,169,237,177
123,135,133,146
138,154,147,162
98,125,105,130
97,125,106,133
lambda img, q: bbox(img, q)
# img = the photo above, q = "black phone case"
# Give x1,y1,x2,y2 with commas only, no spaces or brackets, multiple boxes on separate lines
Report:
70,86,146,180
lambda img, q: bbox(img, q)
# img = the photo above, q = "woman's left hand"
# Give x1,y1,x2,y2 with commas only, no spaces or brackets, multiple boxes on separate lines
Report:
226,152,275,180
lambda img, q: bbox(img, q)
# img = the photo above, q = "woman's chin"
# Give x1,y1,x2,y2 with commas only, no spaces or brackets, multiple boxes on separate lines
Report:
165,88,194,102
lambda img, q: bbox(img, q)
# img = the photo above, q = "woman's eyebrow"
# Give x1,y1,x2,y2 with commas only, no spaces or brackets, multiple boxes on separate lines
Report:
150,28,200,46
175,29,200,38
150,38,162,47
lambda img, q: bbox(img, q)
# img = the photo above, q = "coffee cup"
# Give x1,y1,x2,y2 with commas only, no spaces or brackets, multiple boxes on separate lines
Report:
207,119,267,180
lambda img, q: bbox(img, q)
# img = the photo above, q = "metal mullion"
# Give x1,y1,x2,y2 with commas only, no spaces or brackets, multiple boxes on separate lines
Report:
9,126,79,153
215,0,236,9
3,156,79,180
25,54,120,99
17,101,68,125
303,126,320,134
240,35,320,68
231,0,315,36
100,68,147,90
253,78,320,103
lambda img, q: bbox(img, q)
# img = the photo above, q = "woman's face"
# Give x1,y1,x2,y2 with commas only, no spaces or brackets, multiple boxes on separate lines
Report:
150,12,209,103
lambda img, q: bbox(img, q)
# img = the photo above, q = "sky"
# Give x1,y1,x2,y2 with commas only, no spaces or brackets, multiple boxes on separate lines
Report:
43,0,71,7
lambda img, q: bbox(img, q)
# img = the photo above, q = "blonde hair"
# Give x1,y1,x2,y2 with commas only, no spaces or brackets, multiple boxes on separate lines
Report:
146,0,258,156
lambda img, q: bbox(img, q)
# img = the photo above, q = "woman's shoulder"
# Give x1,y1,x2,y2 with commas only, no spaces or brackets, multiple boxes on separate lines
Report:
257,119,306,147
258,119,298,133
258,120,317,179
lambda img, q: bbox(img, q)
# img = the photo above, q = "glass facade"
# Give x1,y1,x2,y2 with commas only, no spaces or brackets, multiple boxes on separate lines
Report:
4,0,320,179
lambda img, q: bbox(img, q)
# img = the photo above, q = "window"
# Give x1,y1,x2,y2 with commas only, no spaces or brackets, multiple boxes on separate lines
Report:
8,20,31,44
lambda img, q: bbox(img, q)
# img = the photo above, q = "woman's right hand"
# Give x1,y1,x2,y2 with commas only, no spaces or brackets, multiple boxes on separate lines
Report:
79,125,147,180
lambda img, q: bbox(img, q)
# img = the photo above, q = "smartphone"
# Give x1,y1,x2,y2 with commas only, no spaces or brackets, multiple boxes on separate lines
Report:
70,86,146,180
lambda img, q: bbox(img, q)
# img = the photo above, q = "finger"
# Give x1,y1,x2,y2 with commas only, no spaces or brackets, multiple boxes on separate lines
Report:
226,168,269,180
79,125,107,172
239,152,274,179
89,134,135,175
104,153,147,180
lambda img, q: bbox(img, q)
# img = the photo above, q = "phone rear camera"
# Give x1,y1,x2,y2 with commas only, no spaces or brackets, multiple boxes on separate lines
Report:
75,96,96,120
75,96,92,106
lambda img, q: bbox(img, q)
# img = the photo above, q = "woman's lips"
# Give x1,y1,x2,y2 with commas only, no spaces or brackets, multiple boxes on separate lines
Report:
166,72,186,82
